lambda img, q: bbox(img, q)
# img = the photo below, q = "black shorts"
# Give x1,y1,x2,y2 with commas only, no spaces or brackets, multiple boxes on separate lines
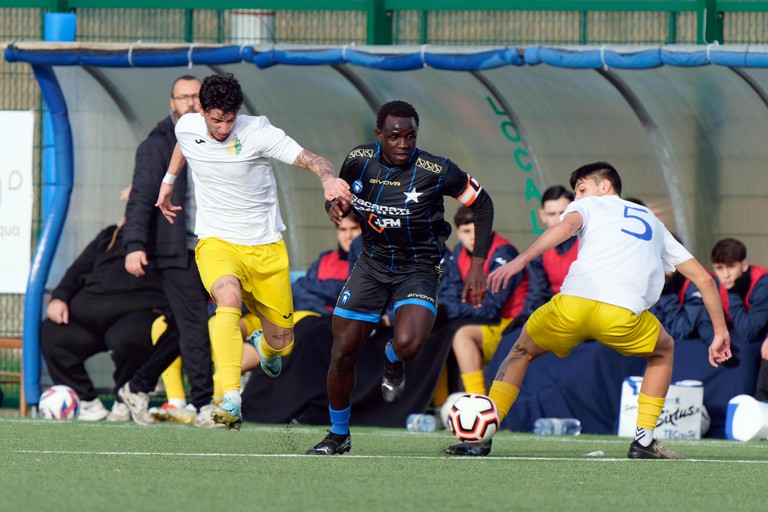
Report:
333,256,441,323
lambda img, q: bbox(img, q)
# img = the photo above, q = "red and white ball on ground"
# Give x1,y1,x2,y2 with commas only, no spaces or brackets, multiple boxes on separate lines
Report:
448,393,500,443
38,385,80,420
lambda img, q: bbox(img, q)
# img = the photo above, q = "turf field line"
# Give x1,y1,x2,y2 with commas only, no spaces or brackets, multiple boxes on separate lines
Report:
13,449,768,464
2,418,763,450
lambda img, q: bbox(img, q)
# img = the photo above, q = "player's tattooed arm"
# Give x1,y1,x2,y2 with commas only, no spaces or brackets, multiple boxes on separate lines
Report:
293,149,335,182
293,148,352,203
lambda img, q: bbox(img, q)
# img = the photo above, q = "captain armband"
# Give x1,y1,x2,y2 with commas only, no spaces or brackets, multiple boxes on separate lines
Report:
457,176,483,207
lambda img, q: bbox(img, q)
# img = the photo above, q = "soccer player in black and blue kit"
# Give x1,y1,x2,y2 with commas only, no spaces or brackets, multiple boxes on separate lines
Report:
306,100,494,455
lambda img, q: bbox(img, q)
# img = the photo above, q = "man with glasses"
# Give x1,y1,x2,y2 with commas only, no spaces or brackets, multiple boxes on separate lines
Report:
121,75,217,427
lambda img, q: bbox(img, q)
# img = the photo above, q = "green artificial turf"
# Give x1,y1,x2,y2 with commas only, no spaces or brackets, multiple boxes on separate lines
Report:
0,417,765,512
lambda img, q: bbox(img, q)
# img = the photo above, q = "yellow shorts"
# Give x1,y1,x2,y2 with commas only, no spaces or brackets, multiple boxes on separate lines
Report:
195,237,294,329
525,294,660,358
481,316,515,364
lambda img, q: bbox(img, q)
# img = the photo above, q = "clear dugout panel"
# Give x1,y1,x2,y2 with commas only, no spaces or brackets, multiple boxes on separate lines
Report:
481,65,666,248
615,66,768,260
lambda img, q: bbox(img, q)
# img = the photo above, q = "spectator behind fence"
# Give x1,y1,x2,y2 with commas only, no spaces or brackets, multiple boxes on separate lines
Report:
121,75,216,428
41,187,167,421
442,206,528,396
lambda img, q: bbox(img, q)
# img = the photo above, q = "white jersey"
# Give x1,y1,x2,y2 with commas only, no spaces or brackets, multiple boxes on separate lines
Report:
175,113,303,245
558,195,693,315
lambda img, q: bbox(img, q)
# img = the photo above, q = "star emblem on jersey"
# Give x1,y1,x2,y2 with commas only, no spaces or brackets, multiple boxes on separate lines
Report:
403,188,422,204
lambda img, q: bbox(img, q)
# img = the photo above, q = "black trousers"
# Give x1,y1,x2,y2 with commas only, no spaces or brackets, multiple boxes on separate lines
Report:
41,293,160,401
131,254,213,409
755,359,768,401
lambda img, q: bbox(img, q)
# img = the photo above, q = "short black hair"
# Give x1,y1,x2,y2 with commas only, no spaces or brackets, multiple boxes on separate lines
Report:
376,100,419,129
171,75,200,97
711,238,747,264
454,206,474,227
199,73,243,115
541,185,574,207
569,161,622,196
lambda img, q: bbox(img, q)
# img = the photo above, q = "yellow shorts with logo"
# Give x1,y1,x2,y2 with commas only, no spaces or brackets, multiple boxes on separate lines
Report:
195,237,294,329
525,294,660,358
481,316,515,364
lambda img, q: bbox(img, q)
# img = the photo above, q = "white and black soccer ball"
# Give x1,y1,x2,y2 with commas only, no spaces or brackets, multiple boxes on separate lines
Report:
448,393,500,443
38,385,80,420
440,392,466,430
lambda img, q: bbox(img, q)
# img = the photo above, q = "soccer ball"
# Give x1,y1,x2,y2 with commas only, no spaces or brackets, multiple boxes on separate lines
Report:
440,392,466,429
448,393,500,443
38,385,80,420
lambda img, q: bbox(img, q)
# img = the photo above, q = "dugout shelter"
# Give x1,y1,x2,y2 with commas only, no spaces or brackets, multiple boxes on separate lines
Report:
5,40,768,409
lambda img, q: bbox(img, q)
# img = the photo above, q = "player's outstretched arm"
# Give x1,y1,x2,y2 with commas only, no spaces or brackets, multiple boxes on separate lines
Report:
676,258,732,367
462,257,487,308
487,213,580,293
293,149,352,203
155,143,185,224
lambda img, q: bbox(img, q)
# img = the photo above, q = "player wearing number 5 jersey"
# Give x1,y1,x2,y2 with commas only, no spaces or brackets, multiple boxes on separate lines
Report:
446,161,732,459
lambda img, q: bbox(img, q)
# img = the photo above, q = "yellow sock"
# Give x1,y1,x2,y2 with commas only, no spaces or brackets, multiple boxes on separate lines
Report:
488,380,520,422
208,316,222,402
151,316,186,402
461,370,486,395
637,392,665,430
431,365,449,408
212,306,244,395
259,335,294,358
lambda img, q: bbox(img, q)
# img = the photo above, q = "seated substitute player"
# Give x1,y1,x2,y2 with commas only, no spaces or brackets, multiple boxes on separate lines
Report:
442,206,528,395
292,215,362,316
306,100,494,455
710,238,768,399
518,185,578,319
156,73,352,430
446,161,731,458
41,187,166,421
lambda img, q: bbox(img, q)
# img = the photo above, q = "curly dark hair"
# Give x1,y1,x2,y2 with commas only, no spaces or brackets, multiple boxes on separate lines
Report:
199,73,243,115
376,100,419,129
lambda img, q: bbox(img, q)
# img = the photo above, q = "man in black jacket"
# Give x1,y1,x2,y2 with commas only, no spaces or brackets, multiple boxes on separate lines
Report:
121,75,215,427
41,188,167,421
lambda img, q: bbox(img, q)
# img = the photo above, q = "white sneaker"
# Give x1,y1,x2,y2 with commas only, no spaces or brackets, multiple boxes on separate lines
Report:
194,403,224,429
117,382,154,426
106,401,131,422
78,398,109,421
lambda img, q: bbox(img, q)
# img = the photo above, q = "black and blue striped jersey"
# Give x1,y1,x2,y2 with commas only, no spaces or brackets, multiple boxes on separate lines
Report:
339,142,484,268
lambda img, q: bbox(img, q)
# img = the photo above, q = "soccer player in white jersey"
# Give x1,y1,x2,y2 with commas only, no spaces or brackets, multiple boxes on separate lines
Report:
446,162,732,458
155,73,352,430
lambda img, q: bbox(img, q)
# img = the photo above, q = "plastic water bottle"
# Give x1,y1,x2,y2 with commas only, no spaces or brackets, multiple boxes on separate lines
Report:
406,413,437,432
533,418,581,436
